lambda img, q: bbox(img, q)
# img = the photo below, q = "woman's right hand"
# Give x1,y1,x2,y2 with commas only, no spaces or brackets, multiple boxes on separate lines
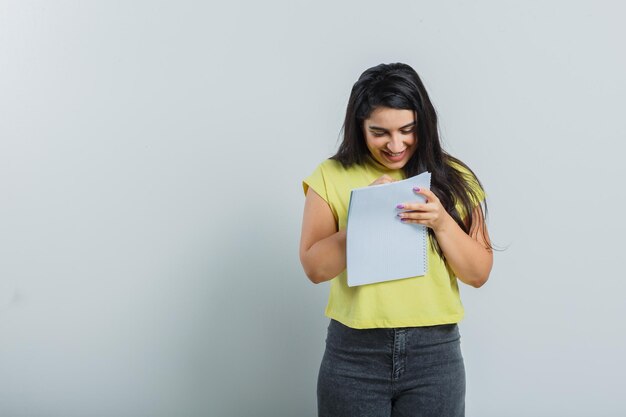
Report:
369,175,396,186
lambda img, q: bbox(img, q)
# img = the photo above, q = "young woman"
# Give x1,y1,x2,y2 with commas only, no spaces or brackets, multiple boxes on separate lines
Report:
299,63,493,417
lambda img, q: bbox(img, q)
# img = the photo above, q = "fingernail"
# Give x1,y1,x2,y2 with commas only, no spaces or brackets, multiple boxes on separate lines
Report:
400,218,408,222
413,187,420,192
396,204,404,209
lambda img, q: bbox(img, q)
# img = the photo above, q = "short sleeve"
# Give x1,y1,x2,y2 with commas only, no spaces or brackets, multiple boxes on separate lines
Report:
465,171,487,207
302,162,330,204
450,161,487,219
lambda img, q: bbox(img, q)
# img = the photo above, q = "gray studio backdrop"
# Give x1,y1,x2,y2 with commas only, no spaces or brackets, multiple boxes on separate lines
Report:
1,1,624,416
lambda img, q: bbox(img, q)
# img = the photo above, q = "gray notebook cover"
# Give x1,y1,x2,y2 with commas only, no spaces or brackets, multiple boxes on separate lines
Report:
346,172,432,287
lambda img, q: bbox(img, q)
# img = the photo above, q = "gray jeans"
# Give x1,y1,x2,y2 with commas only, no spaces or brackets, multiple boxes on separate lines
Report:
317,319,466,417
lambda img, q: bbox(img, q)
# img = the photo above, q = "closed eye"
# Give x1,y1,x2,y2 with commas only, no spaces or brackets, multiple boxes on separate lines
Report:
371,129,414,137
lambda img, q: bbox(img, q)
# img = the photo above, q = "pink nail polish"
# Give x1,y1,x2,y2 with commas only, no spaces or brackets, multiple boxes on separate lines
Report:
413,187,420,192
396,204,404,209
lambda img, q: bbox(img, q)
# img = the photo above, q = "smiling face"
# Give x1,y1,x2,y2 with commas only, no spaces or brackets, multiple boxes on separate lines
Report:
363,107,418,170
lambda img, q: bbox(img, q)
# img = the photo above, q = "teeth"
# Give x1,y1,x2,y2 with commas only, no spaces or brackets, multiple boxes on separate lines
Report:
386,150,404,156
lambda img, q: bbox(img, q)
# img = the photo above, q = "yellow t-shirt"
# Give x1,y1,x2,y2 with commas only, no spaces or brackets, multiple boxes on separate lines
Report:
302,155,486,329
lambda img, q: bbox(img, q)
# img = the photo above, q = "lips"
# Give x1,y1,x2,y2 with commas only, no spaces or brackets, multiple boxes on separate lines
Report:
382,149,406,162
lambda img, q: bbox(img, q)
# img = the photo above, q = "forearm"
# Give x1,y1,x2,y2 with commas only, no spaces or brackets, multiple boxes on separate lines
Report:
301,229,347,284
434,214,493,288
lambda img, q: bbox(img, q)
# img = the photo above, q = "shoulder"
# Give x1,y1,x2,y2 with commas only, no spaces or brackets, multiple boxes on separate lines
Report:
318,157,350,173
445,157,484,191
308,157,363,180
303,158,348,198
303,157,371,197
445,157,487,212
446,157,475,179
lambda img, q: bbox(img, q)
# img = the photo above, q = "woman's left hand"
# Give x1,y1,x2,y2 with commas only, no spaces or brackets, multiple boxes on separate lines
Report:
396,187,452,233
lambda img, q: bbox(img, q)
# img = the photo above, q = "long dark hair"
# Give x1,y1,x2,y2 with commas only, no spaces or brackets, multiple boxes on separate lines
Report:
331,62,493,259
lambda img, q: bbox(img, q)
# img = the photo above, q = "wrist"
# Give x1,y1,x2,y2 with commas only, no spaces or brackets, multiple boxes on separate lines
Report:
434,212,456,235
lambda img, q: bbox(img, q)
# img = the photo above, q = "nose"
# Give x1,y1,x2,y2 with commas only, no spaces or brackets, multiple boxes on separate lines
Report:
386,133,407,153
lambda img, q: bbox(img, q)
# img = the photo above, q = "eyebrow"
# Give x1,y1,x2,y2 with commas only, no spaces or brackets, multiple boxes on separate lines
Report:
368,121,416,131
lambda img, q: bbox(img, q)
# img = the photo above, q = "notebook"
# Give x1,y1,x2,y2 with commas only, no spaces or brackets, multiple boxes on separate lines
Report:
346,172,432,287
